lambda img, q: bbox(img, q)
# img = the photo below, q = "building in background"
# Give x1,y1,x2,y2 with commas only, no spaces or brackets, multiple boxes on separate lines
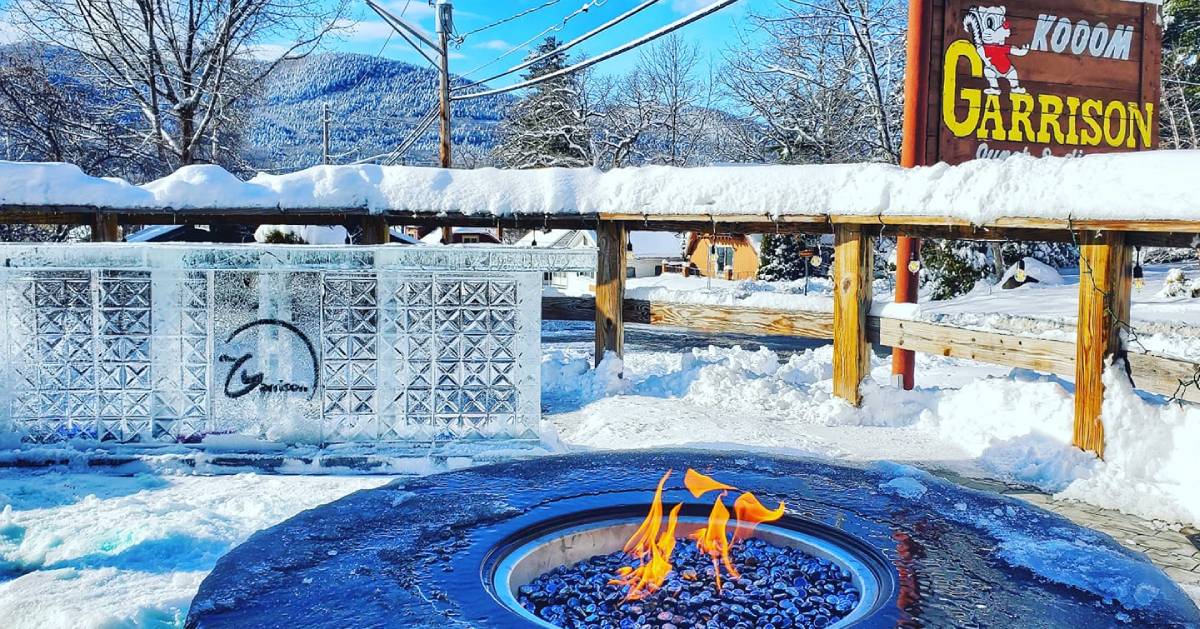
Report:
515,230,686,293
683,233,761,280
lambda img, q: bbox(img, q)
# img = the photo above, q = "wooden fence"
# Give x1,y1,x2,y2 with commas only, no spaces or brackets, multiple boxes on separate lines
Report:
543,296,1200,407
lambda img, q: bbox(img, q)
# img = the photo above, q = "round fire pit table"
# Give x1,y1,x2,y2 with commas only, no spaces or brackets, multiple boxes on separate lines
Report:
187,451,1200,628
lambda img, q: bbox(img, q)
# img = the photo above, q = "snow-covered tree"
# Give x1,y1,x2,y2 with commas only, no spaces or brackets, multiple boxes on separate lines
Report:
1162,0,1200,148
723,0,904,164
495,38,599,168
8,0,349,170
0,45,152,178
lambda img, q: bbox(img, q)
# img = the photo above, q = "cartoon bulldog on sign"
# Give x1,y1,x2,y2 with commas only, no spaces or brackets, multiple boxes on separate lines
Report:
963,5,1029,95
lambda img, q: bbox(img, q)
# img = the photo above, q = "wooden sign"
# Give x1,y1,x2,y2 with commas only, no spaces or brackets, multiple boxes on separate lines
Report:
927,0,1161,164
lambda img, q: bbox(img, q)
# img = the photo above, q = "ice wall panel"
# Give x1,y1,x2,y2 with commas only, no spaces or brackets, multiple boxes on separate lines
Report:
0,244,582,446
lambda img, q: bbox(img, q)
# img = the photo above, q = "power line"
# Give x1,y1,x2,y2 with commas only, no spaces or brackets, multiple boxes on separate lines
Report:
458,0,610,80
454,0,741,102
455,0,664,91
459,0,563,39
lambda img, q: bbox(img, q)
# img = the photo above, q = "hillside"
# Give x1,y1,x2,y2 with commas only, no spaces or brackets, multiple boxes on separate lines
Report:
244,53,513,170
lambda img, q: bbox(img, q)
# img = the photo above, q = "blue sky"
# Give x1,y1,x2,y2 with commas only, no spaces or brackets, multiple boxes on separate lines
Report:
329,0,758,87
0,0,761,88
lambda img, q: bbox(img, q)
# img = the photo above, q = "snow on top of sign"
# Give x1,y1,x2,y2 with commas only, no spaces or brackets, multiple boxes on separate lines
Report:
1,151,1198,223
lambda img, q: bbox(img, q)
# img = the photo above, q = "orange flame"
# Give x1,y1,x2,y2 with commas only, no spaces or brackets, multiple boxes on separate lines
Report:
684,468,736,498
610,472,684,600
613,470,787,600
622,470,671,558
731,492,786,544
688,491,740,592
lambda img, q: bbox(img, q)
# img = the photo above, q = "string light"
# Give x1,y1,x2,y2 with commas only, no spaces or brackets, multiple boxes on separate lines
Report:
1014,258,1028,283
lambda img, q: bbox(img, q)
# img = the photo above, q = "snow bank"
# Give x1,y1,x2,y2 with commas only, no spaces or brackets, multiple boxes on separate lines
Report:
6,151,1200,222
253,224,349,244
998,256,1064,288
546,344,1200,526
0,473,390,627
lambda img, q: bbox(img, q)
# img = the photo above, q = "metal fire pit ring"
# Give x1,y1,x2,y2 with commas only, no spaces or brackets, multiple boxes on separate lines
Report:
186,451,1200,628
488,512,892,628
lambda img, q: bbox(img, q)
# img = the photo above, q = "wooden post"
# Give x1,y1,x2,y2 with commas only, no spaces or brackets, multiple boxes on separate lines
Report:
1074,231,1131,458
595,221,627,367
359,217,390,245
90,214,120,242
832,225,873,406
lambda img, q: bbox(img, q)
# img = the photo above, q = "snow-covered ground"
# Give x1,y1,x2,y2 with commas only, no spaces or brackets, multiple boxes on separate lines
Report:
0,474,390,626
2,320,1199,627
542,323,1200,526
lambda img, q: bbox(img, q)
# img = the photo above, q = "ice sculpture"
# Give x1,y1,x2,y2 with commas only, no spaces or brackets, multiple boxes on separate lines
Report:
0,244,594,445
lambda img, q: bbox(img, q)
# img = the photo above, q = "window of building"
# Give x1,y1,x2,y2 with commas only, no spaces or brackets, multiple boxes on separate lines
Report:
714,245,735,272
461,234,480,244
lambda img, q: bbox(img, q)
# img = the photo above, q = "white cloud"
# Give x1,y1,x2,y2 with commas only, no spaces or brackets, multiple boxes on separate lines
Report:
244,43,293,61
671,0,717,13
333,18,397,41
474,39,511,51
0,20,27,45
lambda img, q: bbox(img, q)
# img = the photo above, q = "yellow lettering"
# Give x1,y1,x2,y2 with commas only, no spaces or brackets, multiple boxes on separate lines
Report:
1080,99,1104,146
1128,102,1154,148
1009,93,1036,142
943,40,982,138
1104,100,1127,147
1065,97,1081,145
1036,94,1066,144
977,94,1008,141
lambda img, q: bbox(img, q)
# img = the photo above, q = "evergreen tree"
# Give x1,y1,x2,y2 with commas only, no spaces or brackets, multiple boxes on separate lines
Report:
758,234,829,281
495,38,596,168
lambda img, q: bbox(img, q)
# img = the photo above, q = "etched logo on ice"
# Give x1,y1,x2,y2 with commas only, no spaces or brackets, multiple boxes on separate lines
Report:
218,319,319,400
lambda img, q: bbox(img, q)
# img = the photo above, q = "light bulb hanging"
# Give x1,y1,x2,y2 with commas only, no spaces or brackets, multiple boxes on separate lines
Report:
1133,246,1145,290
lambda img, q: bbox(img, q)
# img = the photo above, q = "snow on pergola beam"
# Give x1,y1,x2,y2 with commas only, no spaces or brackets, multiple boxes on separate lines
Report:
1,154,1199,245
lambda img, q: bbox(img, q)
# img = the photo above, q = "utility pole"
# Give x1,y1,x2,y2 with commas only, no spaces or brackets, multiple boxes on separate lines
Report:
437,0,454,245
322,103,331,165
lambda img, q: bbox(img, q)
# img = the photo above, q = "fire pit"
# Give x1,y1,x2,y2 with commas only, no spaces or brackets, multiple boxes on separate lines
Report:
186,452,1200,628
493,470,885,628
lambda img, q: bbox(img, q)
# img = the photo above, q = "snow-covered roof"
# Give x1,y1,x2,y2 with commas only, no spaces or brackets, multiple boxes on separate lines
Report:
513,229,595,249
629,231,684,259
3,151,1200,224
387,227,423,245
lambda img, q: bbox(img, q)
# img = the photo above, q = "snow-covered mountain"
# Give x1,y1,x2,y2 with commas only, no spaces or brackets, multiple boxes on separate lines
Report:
243,52,513,170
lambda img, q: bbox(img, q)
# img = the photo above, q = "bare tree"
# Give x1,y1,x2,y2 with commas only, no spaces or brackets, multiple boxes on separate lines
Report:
8,0,350,170
592,72,658,168
0,46,149,176
591,35,721,168
723,0,904,164
637,34,716,166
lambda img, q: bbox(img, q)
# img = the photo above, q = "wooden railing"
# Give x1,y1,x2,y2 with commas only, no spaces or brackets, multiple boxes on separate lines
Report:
543,296,1200,405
